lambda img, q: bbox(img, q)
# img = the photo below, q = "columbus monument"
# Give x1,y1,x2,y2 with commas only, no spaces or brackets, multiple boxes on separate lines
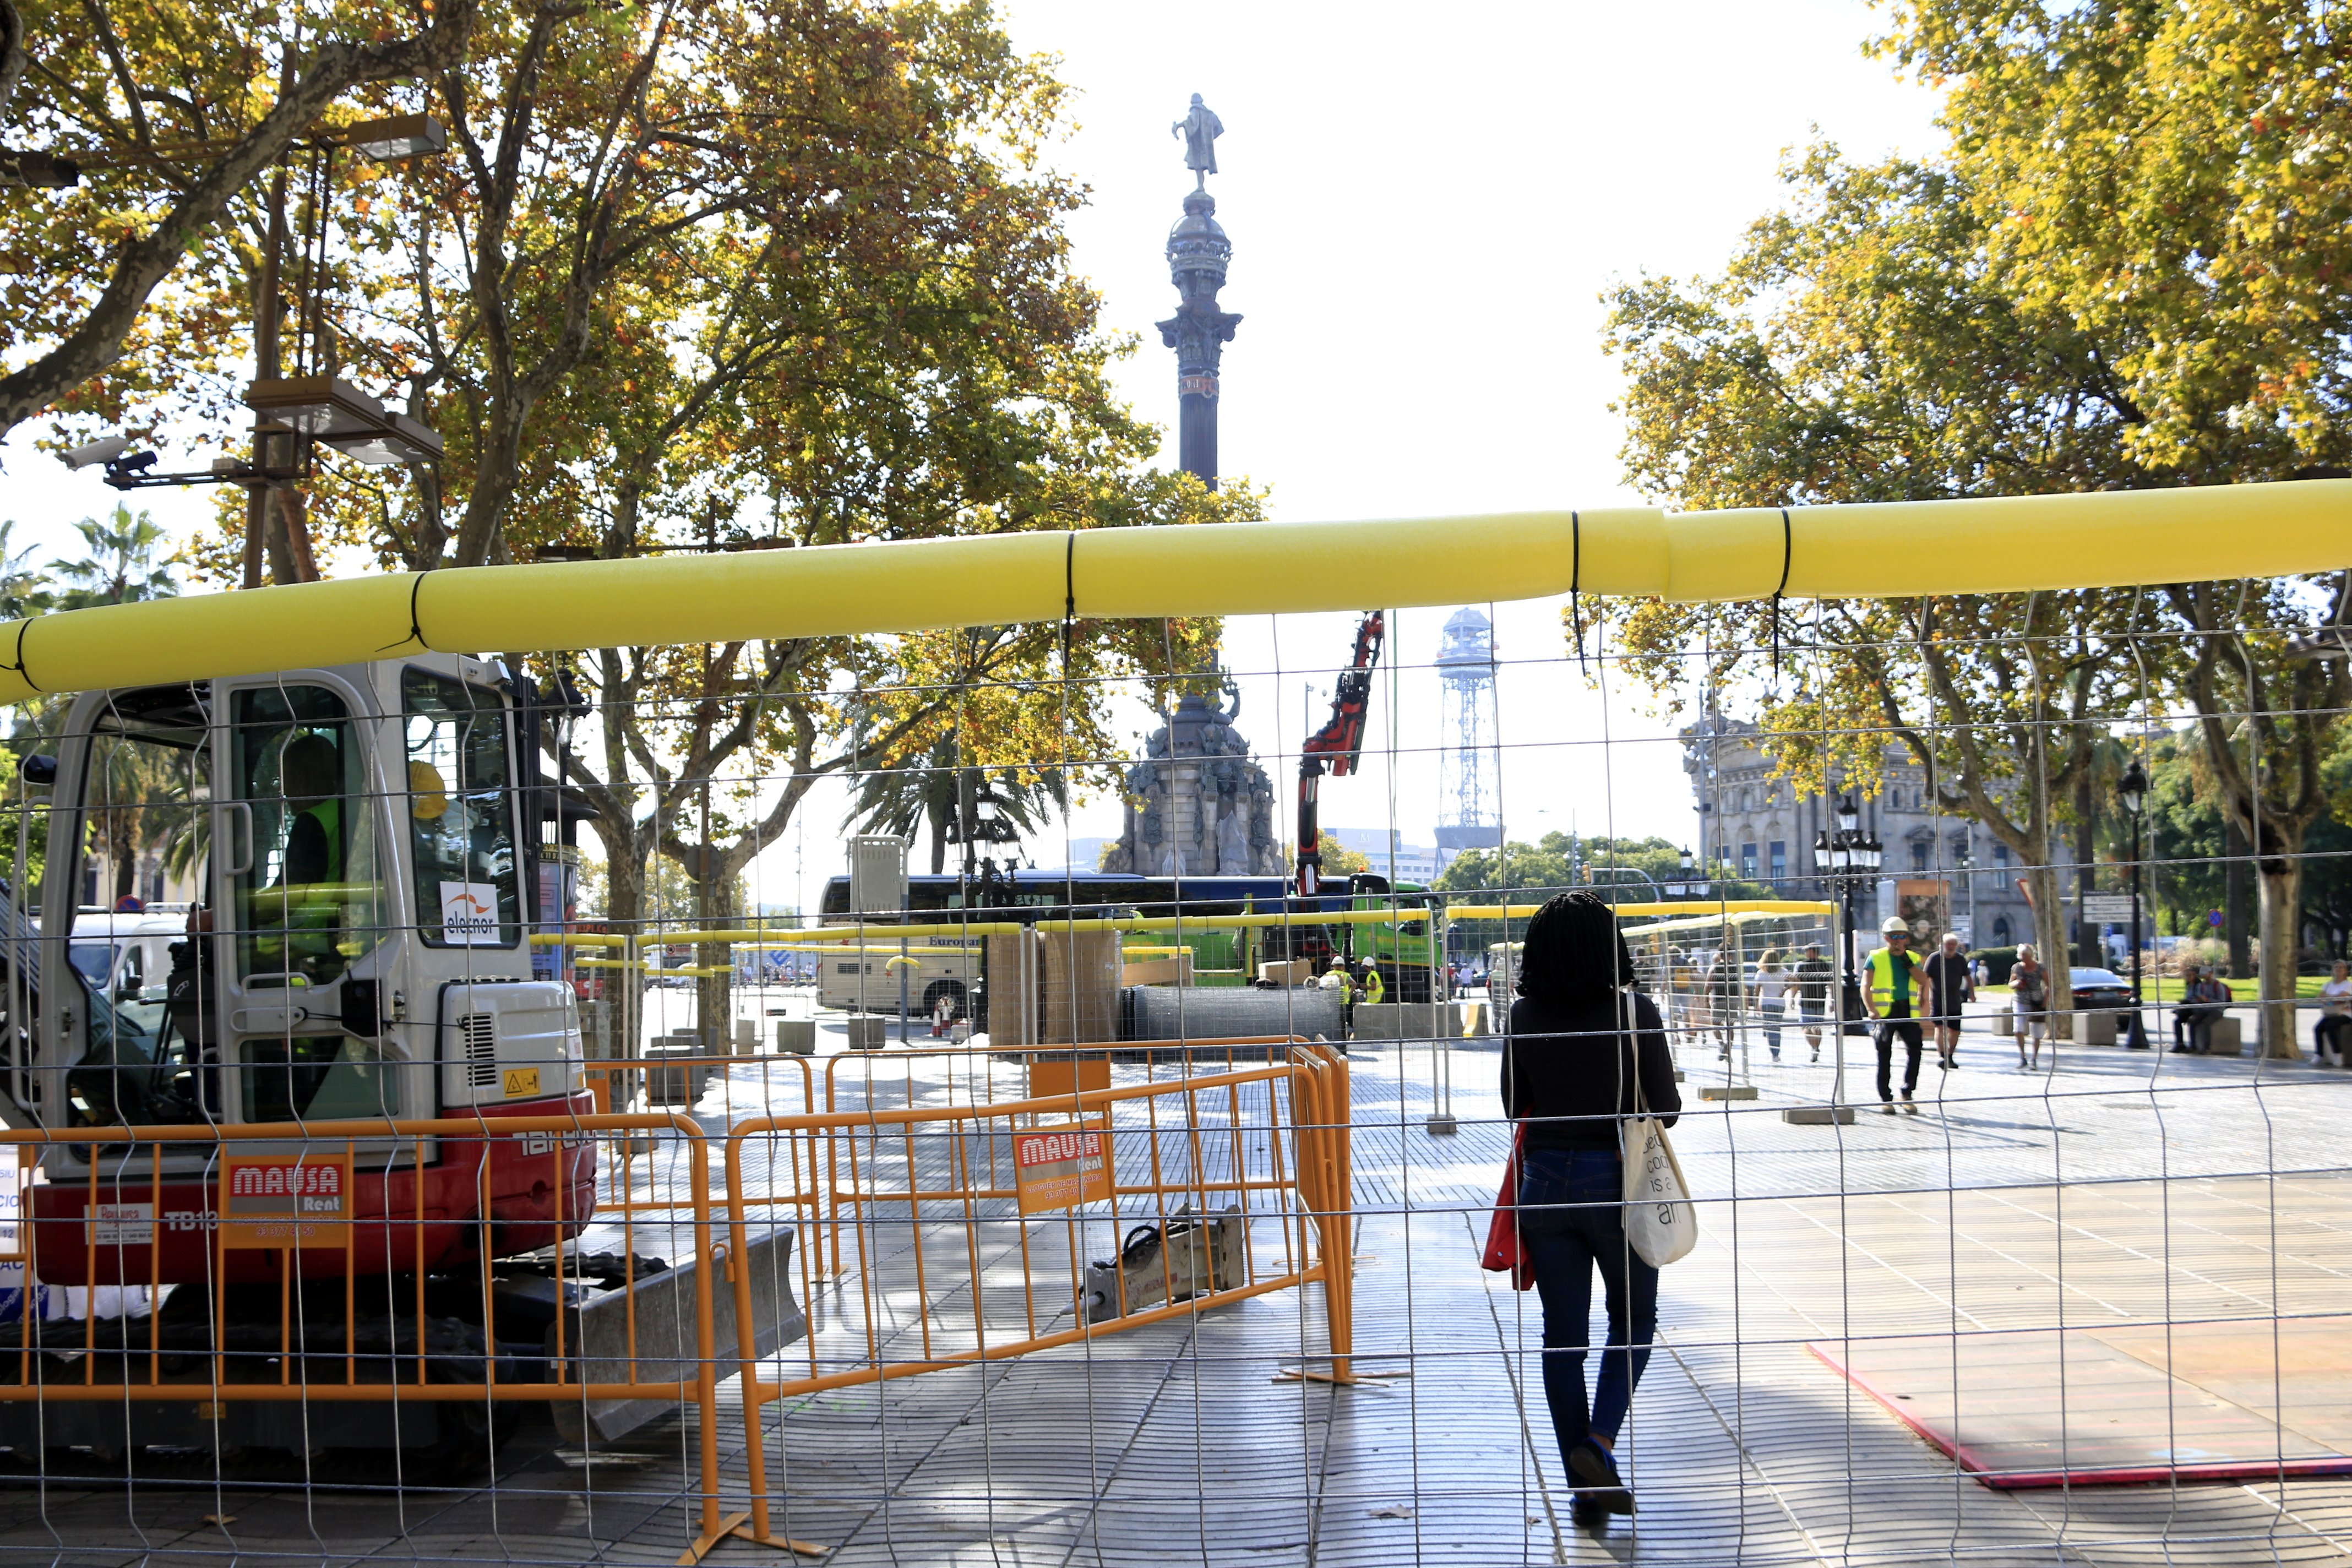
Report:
1158,93,1240,487
1103,96,1281,878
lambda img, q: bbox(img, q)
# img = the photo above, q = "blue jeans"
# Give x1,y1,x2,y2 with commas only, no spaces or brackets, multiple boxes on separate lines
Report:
1516,1146,1661,1461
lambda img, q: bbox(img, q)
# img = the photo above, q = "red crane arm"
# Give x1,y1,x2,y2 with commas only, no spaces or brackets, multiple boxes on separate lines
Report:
1297,611,1385,897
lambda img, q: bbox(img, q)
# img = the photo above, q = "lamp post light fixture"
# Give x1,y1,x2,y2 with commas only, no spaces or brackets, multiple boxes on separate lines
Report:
2119,758,2151,1049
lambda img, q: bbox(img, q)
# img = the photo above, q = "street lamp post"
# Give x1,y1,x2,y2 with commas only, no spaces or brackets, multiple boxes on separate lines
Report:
1790,793,1876,1125
2120,759,2150,1050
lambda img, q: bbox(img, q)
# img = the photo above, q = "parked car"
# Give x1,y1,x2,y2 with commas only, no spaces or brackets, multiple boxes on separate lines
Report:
2068,967,2135,1011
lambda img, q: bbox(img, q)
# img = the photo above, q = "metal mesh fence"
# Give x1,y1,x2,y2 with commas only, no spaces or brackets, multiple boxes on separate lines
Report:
0,591,2344,1568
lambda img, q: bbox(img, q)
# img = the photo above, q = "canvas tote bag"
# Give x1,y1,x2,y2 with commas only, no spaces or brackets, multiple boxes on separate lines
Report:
1620,1036,1698,1267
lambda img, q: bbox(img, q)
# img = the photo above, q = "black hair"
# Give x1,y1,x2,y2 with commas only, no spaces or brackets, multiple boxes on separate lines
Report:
1515,890,1636,1004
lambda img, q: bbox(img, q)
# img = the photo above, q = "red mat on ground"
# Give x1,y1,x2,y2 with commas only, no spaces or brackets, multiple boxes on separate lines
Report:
1809,1315,2352,1488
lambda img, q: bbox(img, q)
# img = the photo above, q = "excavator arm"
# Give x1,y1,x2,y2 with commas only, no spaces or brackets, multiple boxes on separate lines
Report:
1295,611,1385,896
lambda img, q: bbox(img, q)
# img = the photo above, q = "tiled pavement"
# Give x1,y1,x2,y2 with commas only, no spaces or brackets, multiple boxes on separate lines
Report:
3,1005,2351,1565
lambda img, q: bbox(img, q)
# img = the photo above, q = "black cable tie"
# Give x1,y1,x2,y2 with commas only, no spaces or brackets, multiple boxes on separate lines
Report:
1064,531,1077,623
1771,507,1793,679
6,620,35,692
378,573,431,654
1569,510,1587,674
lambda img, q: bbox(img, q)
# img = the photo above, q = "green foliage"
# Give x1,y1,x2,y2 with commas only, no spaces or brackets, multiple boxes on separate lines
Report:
1435,831,1772,902
51,505,177,609
845,730,1071,876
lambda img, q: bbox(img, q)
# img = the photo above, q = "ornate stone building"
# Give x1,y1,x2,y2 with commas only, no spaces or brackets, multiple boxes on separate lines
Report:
1683,711,2041,950
1102,685,1284,878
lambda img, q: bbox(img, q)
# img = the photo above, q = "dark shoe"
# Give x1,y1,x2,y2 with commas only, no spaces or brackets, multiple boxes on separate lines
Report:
1580,1485,1635,1516
1570,1494,1611,1527
1569,1438,1621,1489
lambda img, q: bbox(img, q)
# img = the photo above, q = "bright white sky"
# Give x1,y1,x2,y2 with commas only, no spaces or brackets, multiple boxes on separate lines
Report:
0,0,1945,914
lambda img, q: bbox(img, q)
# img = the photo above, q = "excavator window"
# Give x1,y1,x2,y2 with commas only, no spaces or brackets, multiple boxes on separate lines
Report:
228,685,386,989
60,685,220,1127
403,671,520,949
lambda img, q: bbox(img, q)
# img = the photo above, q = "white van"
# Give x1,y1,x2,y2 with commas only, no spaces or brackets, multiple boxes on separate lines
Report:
816,943,979,1021
68,905,194,1035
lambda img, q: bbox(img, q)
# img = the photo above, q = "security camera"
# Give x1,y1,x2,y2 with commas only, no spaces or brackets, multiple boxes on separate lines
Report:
60,435,130,470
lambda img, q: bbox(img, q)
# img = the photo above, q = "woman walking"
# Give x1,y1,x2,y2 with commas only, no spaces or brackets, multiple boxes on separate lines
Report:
2012,944,2050,1068
1502,891,1680,1519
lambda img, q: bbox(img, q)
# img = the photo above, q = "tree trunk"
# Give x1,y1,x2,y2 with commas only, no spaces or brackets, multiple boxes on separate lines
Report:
693,867,733,1057
2026,862,2075,1039
2225,816,2252,978
2257,858,2304,1059
2073,773,2100,967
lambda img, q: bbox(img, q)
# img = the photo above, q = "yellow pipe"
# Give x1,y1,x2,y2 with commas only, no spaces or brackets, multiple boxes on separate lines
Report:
1,480,2344,703
1444,900,1833,920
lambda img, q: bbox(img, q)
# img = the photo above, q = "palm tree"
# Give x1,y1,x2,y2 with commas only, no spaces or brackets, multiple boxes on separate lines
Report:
51,504,177,609
845,732,1068,875
0,520,53,620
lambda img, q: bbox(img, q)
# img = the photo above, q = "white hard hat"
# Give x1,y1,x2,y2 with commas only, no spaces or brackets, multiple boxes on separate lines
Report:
1881,916,1912,937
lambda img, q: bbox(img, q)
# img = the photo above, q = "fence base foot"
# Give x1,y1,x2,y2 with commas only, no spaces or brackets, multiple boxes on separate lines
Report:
678,1511,829,1564
1273,1365,1402,1388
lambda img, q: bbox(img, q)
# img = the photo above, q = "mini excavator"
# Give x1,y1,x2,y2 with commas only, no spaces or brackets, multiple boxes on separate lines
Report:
0,652,747,1469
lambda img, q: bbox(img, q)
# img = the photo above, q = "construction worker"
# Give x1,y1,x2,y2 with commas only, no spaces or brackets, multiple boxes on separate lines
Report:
1864,916,1932,1114
1359,956,1386,1006
1319,955,1356,1031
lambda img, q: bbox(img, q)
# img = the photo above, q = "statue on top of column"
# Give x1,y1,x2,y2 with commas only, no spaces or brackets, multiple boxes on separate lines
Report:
1172,94,1223,184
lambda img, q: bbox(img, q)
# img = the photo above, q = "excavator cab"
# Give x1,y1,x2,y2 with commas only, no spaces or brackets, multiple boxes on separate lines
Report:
19,654,594,1286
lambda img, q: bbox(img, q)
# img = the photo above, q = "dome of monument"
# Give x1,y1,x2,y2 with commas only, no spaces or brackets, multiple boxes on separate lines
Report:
1166,190,1231,281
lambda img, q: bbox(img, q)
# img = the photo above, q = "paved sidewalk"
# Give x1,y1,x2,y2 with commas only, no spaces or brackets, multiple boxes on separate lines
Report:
2,1016,2349,1565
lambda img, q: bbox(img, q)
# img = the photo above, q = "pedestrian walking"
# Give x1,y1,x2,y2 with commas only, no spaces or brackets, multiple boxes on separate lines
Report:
1925,932,1974,1071
1755,948,1790,1061
1707,943,1740,1059
1864,917,1931,1114
2011,944,2050,1068
1500,891,1679,1521
1794,942,1834,1061
2318,960,2352,1066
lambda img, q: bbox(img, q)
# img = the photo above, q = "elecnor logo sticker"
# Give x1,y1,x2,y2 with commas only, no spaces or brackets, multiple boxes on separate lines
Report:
440,880,501,944
219,1155,351,1249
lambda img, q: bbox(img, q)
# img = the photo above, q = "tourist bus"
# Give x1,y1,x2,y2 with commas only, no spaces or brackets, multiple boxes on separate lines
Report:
813,870,1444,1014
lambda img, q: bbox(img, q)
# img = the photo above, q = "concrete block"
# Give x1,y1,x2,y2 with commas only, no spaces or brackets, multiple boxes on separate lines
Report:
775,1018,815,1054
2208,1015,2244,1055
733,1018,759,1053
551,1227,808,1447
1700,1084,1760,1101
1349,1002,1457,1042
2083,1010,2120,1047
1995,1007,2015,1037
1257,959,1316,987
641,1042,711,1105
1783,1104,1858,1125
843,1015,889,1050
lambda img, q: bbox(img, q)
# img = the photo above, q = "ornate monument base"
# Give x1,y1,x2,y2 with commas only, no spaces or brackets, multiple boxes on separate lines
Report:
1103,687,1283,877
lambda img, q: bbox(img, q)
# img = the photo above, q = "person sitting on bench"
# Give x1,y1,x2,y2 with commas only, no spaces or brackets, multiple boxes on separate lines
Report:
2175,967,2229,1053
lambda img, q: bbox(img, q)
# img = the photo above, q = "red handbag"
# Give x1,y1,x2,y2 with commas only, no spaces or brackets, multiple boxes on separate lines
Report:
1480,1124,1534,1290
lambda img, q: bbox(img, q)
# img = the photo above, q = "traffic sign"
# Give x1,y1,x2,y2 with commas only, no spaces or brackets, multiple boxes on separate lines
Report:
2082,894,2137,922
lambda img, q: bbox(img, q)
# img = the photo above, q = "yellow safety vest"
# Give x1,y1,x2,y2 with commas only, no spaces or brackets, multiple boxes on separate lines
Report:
1866,947,1922,1014
1362,968,1385,1005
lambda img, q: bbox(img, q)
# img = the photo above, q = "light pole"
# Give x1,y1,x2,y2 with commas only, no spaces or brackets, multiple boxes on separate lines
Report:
1791,794,1876,1125
2120,759,2150,1050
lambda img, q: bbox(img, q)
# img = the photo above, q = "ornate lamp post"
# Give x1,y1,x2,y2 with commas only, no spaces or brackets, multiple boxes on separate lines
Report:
2120,759,2151,1049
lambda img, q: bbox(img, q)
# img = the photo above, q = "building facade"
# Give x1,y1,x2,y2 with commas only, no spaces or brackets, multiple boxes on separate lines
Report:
1682,713,2040,951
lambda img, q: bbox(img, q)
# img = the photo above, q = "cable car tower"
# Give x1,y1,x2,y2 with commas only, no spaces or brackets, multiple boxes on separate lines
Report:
1435,607,1502,861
